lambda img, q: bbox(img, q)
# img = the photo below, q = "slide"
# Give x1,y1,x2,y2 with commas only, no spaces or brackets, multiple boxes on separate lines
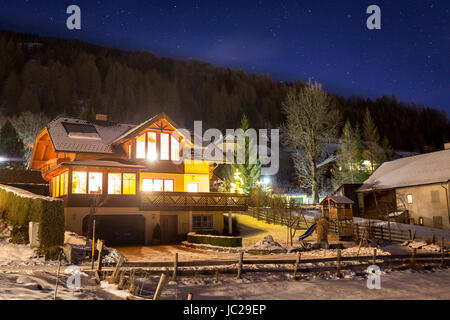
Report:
298,223,317,240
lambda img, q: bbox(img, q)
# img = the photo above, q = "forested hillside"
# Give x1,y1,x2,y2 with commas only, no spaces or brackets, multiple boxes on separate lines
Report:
0,30,448,152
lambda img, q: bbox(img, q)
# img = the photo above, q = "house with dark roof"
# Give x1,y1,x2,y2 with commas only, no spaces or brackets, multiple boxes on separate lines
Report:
29,113,247,245
356,147,450,229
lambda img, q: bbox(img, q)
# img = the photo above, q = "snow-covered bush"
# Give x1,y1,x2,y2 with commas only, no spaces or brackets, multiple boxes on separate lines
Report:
0,185,64,251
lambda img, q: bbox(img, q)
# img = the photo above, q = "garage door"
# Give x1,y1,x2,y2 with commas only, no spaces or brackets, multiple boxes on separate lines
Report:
82,215,145,246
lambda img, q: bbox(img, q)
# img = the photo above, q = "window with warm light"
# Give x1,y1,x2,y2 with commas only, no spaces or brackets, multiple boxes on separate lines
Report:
123,173,136,194
160,133,169,160
88,172,103,194
147,132,157,160
108,173,122,194
63,171,68,195
72,171,87,194
136,133,146,159
54,175,60,197
142,178,153,191
171,135,179,161
164,179,174,192
153,179,164,191
187,182,199,192
407,194,413,204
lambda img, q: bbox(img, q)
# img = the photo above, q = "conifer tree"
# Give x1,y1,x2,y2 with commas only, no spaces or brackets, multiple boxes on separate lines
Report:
332,120,360,189
363,108,384,173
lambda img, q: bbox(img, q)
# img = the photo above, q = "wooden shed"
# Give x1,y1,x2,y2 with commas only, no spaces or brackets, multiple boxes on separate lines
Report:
320,196,354,239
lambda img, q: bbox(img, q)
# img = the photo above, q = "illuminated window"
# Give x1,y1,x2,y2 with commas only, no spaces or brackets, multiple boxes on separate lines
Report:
60,172,65,196
123,173,136,194
108,173,122,194
153,179,164,191
63,171,68,195
171,135,179,161
128,144,132,160
136,133,146,159
142,179,153,191
160,133,169,160
187,182,199,192
407,194,413,204
164,180,174,192
54,175,60,197
147,132,157,160
88,172,103,194
72,171,87,194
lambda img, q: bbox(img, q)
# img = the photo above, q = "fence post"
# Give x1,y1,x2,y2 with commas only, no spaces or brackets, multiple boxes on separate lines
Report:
153,273,167,300
237,251,244,279
441,238,446,268
410,248,416,269
388,220,392,242
172,253,178,282
336,249,342,278
373,248,377,265
293,252,301,280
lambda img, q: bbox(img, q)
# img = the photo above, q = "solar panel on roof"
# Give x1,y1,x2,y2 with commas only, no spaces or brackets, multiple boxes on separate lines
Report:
62,122,98,134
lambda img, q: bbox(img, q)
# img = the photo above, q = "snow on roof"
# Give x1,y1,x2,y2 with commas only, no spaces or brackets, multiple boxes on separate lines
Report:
0,184,61,202
357,149,450,192
321,195,354,204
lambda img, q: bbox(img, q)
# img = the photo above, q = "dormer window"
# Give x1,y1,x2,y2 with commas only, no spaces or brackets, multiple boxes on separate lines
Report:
136,134,146,159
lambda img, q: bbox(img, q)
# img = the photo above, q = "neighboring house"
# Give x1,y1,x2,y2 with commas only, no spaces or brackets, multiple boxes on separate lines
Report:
29,113,247,245
356,146,450,229
0,168,49,195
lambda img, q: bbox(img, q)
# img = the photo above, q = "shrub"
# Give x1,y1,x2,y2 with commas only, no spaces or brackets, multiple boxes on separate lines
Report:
187,232,242,247
0,185,64,250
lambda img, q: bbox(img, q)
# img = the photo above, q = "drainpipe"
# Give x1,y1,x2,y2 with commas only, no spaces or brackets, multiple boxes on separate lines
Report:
440,180,450,225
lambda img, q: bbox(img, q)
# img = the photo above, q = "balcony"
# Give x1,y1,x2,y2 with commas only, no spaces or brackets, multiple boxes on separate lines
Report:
140,191,248,211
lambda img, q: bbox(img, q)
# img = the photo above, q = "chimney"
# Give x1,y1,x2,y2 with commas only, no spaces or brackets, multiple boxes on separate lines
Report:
95,114,108,121
445,143,450,150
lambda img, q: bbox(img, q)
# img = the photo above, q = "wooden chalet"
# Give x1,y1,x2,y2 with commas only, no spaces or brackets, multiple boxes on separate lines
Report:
320,196,354,239
29,113,247,245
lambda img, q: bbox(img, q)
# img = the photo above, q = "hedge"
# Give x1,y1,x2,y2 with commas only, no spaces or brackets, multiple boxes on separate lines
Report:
0,184,64,249
187,232,242,247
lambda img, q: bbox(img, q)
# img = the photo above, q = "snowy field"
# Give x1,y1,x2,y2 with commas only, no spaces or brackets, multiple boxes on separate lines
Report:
134,268,450,300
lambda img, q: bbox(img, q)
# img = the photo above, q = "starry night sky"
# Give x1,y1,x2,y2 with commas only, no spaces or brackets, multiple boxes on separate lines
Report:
0,0,449,115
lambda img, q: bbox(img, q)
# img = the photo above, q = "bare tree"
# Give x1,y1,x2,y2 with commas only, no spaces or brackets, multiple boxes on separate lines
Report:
9,112,50,166
282,81,340,203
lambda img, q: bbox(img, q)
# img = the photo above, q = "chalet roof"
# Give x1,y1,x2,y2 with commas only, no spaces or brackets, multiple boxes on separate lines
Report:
47,116,135,154
357,149,450,192
320,196,354,204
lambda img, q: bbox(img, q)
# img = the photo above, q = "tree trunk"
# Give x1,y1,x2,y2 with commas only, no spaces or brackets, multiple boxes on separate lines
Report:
311,161,319,204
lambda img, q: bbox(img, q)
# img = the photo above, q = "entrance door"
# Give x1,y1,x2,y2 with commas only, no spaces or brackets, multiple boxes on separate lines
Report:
160,215,178,244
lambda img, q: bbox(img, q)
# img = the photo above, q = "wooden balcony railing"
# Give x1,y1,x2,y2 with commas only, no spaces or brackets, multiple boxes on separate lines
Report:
140,191,248,211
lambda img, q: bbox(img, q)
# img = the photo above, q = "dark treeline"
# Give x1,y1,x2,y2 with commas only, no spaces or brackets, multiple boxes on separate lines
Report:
0,30,448,152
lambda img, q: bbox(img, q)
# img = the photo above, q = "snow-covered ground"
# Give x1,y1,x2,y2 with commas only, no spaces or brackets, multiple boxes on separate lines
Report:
145,269,450,300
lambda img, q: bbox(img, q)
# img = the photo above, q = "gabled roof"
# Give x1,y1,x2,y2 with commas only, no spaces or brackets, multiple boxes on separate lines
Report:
357,149,450,192
320,195,354,205
47,116,135,154
112,112,183,145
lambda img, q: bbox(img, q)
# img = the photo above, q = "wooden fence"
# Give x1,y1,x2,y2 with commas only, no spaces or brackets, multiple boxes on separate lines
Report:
248,206,317,230
330,220,447,243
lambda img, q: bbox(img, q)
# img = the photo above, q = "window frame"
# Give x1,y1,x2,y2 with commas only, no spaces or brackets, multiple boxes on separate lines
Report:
192,214,213,230
71,171,88,194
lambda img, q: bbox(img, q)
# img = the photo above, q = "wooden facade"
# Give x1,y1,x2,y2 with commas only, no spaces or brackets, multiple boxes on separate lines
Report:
28,113,247,245
320,196,354,239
